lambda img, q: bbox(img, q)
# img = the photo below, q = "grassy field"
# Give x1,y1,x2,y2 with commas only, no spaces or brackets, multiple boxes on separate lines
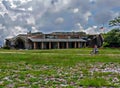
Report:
0,48,120,88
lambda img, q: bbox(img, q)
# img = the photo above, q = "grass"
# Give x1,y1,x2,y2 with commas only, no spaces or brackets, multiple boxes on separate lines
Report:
0,48,120,87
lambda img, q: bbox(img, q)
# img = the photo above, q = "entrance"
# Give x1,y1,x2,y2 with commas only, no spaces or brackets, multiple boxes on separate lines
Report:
15,38,25,49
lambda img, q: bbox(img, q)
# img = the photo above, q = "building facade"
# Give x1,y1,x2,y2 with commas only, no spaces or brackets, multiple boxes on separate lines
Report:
5,32,104,49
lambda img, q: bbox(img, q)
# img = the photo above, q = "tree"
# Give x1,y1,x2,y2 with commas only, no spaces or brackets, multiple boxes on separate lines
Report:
104,28,120,47
109,16,120,27
104,16,120,47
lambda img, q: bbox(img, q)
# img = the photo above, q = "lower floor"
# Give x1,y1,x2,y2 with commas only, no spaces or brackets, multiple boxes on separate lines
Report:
31,42,87,49
5,38,87,49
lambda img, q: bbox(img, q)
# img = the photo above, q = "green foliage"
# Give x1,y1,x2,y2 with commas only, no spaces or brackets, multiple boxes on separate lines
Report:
104,28,120,47
2,46,10,49
109,16,120,27
103,42,109,47
106,16,120,47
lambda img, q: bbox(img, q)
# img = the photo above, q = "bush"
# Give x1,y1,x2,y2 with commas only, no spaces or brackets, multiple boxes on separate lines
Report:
2,46,10,49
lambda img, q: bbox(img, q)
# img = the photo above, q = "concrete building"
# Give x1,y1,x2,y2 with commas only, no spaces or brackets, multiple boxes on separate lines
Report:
5,32,103,49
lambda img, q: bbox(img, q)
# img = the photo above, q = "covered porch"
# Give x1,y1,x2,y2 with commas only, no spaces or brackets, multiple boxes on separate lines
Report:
29,38,87,49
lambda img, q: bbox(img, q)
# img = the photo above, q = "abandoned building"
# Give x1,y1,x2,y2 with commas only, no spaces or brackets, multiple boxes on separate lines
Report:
5,32,104,49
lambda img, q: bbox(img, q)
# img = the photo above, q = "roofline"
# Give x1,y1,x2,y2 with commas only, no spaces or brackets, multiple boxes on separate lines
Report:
29,38,87,42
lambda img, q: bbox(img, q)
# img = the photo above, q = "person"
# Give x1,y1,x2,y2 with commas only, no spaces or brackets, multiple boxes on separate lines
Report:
93,45,98,54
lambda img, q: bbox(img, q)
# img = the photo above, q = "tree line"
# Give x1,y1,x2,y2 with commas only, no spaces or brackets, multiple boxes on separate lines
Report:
104,16,120,47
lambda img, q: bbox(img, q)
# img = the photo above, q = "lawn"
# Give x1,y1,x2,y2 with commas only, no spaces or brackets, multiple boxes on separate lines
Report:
0,48,120,87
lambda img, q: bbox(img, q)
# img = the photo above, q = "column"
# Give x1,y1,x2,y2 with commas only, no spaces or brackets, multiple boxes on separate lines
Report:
49,42,51,49
57,42,60,49
41,42,44,49
66,42,69,48
33,42,37,49
78,42,80,48
74,42,77,48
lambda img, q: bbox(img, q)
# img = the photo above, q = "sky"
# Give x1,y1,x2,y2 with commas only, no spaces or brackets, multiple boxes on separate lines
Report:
0,0,120,45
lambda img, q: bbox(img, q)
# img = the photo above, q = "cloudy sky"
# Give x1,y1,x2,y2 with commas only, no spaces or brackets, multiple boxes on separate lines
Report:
0,0,120,44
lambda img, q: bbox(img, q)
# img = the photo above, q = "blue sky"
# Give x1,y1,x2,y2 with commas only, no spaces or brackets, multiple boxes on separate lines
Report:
0,0,120,44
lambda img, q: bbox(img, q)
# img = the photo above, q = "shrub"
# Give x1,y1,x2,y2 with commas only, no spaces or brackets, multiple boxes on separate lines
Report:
2,46,10,49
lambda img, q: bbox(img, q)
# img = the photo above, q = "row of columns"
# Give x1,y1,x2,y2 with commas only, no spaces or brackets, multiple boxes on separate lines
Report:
33,42,86,49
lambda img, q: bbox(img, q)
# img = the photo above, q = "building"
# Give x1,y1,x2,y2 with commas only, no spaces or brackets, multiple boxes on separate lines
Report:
5,32,104,49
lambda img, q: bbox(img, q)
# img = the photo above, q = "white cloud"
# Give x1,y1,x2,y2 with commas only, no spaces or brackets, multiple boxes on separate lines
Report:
85,26,99,34
0,0,120,44
14,26,27,35
28,7,32,11
55,17,64,24
27,16,35,25
0,2,8,16
73,8,79,13
85,26,109,34
89,0,96,2
83,11,92,21
75,23,84,32
93,26,97,29
49,0,71,13
31,26,38,32
0,24,5,29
